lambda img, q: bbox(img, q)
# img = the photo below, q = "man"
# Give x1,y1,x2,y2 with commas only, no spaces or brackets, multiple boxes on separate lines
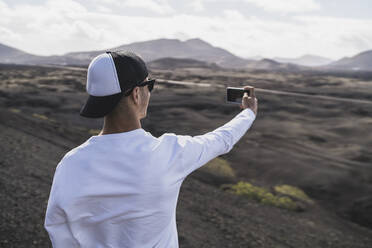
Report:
44,51,258,247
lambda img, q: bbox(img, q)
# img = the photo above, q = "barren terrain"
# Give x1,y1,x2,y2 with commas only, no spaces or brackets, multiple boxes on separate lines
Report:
1,64,372,247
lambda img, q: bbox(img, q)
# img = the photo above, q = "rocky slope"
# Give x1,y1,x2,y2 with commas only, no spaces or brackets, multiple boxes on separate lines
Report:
1,64,372,247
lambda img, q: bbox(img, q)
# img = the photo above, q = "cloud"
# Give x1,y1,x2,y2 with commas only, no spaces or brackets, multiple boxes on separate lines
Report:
0,0,371,60
188,0,204,12
223,9,246,20
220,0,321,13
0,0,105,55
293,15,372,57
121,0,174,15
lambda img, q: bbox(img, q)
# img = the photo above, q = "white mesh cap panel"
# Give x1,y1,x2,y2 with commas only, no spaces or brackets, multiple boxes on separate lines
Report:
86,53,121,96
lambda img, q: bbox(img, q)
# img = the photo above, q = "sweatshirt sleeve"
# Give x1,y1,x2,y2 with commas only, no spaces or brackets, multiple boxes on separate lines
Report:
175,108,256,178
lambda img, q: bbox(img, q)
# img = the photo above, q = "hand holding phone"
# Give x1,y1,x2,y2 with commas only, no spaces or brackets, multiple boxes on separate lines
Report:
226,86,258,115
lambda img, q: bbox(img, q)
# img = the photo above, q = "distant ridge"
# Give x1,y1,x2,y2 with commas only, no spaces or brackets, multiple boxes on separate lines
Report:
327,50,372,71
273,54,333,67
3,39,370,71
147,57,220,70
245,58,304,71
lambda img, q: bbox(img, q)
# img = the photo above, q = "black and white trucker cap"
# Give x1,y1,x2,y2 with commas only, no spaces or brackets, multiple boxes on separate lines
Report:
80,51,148,118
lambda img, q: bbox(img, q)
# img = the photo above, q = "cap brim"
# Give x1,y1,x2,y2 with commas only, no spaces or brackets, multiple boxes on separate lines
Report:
80,92,124,118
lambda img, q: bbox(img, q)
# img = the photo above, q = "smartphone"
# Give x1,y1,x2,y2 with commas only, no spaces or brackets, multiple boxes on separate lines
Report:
226,87,251,104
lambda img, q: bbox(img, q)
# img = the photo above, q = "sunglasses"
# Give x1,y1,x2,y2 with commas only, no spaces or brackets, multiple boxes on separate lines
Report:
124,79,156,96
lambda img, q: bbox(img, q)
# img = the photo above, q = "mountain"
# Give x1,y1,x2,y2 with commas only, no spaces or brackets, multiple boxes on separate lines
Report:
0,39,252,68
65,38,252,68
273,54,333,67
327,50,372,71
147,57,220,70
0,39,306,71
0,43,40,64
0,43,91,66
245,55,264,61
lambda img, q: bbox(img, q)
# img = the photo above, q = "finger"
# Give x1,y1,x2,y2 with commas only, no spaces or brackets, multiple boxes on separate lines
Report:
243,92,248,98
243,86,253,90
250,88,255,97
248,88,252,97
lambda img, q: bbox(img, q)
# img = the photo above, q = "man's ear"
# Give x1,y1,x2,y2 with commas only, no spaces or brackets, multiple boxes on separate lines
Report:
130,87,140,105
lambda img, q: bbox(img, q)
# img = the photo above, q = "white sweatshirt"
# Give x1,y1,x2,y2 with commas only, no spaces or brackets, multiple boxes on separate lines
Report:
44,108,256,248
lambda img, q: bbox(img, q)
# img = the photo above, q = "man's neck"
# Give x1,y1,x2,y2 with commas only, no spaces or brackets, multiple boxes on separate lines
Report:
99,116,142,135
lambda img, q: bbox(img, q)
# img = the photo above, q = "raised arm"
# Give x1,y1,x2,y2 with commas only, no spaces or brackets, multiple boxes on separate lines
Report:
176,86,258,177
176,108,256,177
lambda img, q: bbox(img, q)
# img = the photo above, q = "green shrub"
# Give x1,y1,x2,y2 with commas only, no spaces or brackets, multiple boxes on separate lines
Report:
32,113,48,120
9,108,21,113
223,181,302,211
274,184,313,204
201,157,236,179
88,129,101,135
31,113,56,123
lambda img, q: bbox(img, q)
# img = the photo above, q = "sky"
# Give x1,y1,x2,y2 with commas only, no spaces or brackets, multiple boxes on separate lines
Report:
0,0,371,60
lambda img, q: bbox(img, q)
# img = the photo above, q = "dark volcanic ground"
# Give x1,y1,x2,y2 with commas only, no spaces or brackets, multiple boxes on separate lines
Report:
0,64,372,247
